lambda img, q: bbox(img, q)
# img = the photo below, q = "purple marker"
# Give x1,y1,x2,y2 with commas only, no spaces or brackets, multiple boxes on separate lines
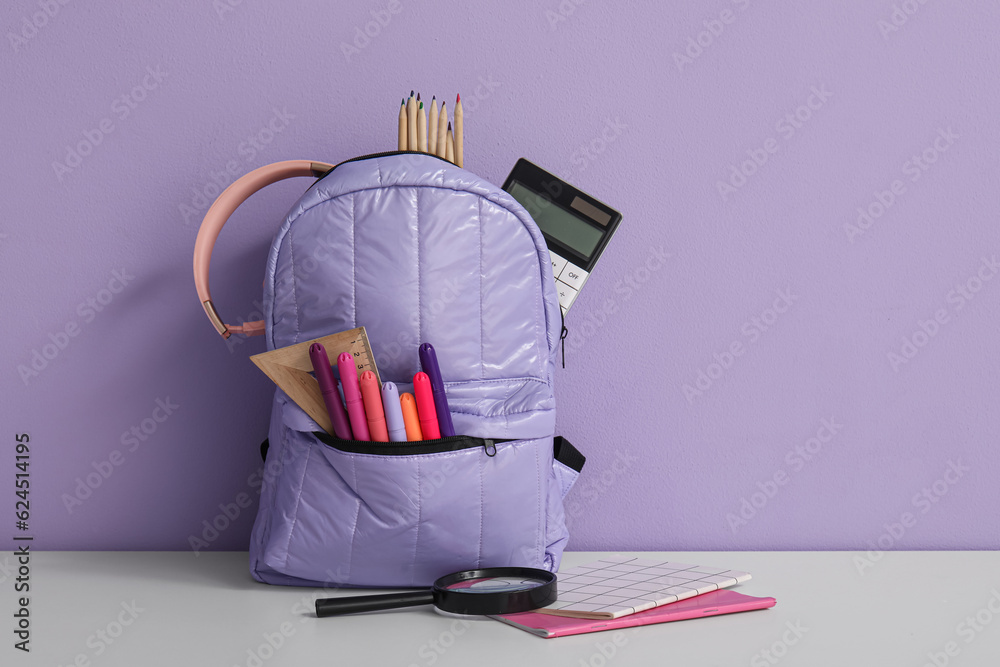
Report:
380,382,407,442
337,352,370,441
309,344,353,440
418,343,455,437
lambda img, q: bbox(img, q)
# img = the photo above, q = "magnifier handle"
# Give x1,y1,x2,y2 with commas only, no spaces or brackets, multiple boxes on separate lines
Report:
315,591,434,617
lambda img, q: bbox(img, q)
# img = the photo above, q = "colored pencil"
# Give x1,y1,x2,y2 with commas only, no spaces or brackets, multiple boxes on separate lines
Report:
436,101,448,158
428,97,439,156
417,101,427,152
446,122,454,164
454,93,463,168
407,91,417,151
397,98,407,151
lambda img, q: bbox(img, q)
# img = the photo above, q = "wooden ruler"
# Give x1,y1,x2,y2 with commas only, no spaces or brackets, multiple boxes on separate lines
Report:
250,327,380,435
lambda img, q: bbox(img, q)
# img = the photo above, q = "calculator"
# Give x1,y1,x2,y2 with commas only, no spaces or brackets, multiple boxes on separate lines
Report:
502,159,623,315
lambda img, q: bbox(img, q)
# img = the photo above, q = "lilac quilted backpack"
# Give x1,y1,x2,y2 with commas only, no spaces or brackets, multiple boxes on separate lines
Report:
194,152,585,587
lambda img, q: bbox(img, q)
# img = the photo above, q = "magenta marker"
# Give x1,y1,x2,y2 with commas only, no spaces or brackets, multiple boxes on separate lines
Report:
309,344,353,440
337,352,370,441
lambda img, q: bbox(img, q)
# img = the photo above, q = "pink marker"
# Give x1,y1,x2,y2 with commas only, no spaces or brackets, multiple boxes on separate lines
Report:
337,353,370,441
413,372,441,440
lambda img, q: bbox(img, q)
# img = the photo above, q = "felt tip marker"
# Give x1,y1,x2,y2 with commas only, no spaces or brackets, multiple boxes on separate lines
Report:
337,352,370,441
418,342,455,437
400,393,423,441
381,382,407,442
360,371,388,442
412,372,441,439
308,343,353,440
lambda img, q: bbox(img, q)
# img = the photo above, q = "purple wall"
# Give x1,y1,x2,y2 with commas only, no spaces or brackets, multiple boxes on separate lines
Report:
3,0,998,553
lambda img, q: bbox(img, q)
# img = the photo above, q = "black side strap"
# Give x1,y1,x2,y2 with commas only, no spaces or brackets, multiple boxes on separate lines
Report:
260,438,269,462
553,436,585,473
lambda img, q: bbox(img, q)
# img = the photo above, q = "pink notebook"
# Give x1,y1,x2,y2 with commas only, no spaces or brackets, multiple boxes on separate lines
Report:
492,589,776,638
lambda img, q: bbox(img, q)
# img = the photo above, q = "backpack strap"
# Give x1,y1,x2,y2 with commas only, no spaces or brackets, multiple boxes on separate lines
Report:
193,160,334,338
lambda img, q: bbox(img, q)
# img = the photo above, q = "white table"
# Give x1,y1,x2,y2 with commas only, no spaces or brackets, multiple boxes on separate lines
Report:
12,551,1000,666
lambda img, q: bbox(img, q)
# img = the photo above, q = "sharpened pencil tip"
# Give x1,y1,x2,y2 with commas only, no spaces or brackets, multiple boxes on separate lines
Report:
448,121,452,130
410,90,414,97
456,93,461,103
401,98,405,105
417,92,421,101
419,102,423,109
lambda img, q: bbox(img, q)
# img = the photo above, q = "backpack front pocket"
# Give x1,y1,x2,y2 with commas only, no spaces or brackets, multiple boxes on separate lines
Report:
254,424,551,588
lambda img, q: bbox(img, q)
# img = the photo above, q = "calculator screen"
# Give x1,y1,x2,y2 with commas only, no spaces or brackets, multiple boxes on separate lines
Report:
507,181,603,258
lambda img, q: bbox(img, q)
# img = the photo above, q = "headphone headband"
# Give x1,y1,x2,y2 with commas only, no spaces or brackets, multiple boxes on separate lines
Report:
193,160,333,338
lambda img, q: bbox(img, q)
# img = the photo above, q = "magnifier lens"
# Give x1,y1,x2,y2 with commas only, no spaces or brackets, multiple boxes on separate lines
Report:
444,576,549,593
432,568,557,615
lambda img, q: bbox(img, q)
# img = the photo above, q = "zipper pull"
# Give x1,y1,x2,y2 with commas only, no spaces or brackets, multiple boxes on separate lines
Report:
483,440,497,457
559,308,568,369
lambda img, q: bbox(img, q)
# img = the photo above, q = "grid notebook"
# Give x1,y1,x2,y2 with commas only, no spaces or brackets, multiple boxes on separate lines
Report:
538,555,752,620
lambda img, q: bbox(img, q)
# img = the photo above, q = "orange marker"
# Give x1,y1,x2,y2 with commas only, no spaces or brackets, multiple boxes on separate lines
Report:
400,393,424,441
360,371,388,442
413,372,441,439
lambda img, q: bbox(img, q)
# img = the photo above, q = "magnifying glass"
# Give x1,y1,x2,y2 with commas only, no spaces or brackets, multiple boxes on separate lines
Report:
315,567,557,618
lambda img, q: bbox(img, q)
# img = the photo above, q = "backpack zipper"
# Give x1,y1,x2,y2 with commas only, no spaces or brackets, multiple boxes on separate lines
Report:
314,432,509,457
313,150,453,184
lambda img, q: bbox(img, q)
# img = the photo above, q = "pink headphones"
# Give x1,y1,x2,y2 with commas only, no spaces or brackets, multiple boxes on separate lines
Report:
192,160,333,339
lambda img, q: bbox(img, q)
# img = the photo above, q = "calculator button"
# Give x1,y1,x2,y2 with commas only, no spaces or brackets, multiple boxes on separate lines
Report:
559,263,589,291
557,282,579,310
550,251,568,279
